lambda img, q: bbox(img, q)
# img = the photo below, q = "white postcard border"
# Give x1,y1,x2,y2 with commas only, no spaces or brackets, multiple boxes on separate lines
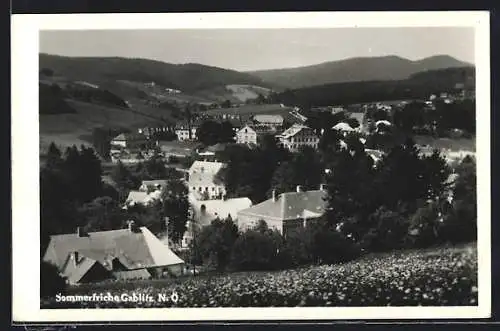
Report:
11,11,491,322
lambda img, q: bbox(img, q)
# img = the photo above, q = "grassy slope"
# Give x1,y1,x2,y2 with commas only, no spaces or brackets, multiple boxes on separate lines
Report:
39,53,270,93
39,99,172,153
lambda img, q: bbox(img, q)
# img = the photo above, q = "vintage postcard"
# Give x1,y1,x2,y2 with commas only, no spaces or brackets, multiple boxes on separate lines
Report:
11,11,490,322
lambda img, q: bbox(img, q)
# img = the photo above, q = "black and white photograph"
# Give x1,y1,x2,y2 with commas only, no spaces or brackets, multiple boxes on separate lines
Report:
11,11,490,321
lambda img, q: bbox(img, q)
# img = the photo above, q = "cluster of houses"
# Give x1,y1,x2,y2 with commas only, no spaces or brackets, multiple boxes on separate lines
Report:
43,91,476,285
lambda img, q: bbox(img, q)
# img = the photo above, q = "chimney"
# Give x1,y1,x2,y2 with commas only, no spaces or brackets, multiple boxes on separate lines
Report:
128,220,135,232
320,183,327,191
271,189,277,202
76,227,84,237
164,217,170,247
296,185,303,193
73,251,79,267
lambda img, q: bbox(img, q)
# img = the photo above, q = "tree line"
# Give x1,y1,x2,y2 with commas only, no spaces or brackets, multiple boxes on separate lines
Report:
268,67,474,108
40,143,190,255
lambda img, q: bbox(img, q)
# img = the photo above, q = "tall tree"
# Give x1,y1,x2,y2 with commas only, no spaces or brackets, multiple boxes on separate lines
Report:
78,196,125,232
230,221,283,271
196,120,222,146
195,217,239,271
161,178,190,243
373,137,427,212
269,146,324,195
110,160,140,201
45,142,63,168
421,149,452,201
323,147,376,240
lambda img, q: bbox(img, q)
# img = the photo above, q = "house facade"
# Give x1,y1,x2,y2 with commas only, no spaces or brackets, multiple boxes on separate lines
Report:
235,125,274,146
236,125,259,145
188,161,227,200
42,223,185,284
277,124,319,152
175,126,198,141
237,185,328,236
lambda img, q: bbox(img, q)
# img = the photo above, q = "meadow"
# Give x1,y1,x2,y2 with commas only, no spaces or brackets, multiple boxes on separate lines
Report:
41,243,477,308
39,99,170,153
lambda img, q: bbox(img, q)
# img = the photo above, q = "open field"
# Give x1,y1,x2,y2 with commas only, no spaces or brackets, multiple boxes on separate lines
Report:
42,243,477,308
39,99,173,153
225,84,273,102
203,103,292,116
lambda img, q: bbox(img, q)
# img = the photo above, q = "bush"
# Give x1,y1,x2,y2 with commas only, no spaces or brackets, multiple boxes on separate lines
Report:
40,261,67,298
407,202,442,248
230,229,281,271
279,227,314,268
311,227,361,264
362,207,410,252
440,199,477,244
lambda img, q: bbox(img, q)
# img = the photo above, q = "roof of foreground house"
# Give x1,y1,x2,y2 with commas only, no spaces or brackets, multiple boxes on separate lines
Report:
188,193,252,226
43,226,184,283
278,124,313,139
112,133,148,142
237,189,327,221
332,122,355,131
125,191,151,205
253,114,284,124
140,179,169,192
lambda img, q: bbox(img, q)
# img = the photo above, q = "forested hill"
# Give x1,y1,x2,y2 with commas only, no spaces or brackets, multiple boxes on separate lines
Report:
271,66,475,107
249,55,472,89
39,53,269,93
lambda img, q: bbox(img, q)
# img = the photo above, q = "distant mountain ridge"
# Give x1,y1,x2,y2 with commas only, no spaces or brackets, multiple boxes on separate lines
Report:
248,55,473,89
39,53,270,93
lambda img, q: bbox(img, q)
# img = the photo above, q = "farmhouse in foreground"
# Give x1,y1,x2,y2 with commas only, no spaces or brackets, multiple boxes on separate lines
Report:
43,222,185,284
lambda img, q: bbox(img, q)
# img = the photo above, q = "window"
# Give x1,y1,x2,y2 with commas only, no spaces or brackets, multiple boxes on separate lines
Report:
212,187,215,191
205,187,208,191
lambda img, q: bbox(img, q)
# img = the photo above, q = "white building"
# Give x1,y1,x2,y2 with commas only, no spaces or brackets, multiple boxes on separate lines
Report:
188,161,227,200
235,124,274,146
277,124,319,152
175,126,197,141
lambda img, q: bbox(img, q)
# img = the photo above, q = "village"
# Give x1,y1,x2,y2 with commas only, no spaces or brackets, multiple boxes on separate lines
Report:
41,85,476,287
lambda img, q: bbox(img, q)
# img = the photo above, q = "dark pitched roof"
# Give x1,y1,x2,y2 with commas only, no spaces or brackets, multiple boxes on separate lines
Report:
238,189,327,221
112,132,148,142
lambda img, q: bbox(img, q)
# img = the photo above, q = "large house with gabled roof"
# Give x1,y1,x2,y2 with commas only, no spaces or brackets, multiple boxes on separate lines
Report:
276,124,319,152
237,185,328,236
43,222,185,284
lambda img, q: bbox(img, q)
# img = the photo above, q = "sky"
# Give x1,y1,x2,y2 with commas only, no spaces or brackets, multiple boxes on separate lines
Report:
39,28,475,72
